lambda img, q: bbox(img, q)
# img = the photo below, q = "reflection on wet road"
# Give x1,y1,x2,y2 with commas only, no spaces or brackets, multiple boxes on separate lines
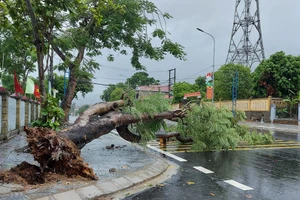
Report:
124,131,300,200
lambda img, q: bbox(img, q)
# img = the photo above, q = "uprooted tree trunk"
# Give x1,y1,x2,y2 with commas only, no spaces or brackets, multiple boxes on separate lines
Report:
0,100,187,185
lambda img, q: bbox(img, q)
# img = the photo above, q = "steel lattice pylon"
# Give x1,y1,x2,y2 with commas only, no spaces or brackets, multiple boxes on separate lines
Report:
226,0,265,68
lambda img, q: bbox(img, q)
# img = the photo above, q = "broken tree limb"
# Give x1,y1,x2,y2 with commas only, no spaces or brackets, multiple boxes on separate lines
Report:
116,125,141,143
73,100,125,126
58,109,186,149
175,135,194,143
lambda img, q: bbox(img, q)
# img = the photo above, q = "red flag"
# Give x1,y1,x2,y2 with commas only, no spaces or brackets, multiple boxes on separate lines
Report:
34,84,41,99
14,72,24,95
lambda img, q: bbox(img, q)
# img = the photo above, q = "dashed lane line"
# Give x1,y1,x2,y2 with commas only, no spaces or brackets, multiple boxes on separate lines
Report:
146,145,187,162
147,142,255,192
224,180,254,191
193,166,214,174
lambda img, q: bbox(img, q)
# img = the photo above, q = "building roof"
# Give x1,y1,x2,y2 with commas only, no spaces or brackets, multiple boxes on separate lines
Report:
136,85,170,92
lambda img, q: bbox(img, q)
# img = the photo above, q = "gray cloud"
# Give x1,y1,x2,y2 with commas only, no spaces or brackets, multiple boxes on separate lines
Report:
74,0,300,106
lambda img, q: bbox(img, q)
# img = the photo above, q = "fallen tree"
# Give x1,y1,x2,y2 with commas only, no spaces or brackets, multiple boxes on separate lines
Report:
0,94,275,185
0,96,187,185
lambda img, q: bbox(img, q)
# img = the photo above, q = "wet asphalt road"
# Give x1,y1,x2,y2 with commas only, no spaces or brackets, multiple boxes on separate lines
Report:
124,131,300,200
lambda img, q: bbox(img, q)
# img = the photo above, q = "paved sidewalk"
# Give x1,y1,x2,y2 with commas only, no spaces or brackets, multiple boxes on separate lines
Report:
0,131,173,200
240,121,300,133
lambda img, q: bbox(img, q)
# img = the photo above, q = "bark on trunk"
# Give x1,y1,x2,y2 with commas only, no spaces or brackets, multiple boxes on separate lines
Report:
59,109,185,149
25,0,46,100
61,47,85,122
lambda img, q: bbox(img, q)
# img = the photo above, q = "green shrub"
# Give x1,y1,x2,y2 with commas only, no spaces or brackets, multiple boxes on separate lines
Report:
32,95,65,130
240,130,274,145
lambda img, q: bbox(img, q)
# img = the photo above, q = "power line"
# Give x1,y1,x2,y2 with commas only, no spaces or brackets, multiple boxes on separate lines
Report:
94,76,125,81
99,65,168,73
177,65,224,81
78,81,115,87
177,66,212,81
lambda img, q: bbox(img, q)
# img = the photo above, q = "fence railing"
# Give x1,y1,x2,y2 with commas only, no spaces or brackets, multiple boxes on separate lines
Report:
176,97,286,112
214,96,282,112
0,88,40,141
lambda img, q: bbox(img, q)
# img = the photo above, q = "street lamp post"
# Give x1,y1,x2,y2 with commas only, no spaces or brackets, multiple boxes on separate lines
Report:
196,28,216,103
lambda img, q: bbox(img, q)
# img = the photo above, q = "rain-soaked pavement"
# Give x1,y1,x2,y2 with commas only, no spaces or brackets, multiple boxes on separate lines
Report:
124,131,300,200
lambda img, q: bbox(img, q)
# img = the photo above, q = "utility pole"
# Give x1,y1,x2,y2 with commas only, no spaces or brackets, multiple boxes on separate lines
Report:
168,68,176,98
0,53,4,86
48,47,54,95
226,0,265,67
232,71,239,117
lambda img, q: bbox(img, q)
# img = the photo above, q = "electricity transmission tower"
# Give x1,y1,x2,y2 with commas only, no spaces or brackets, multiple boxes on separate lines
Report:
226,0,265,68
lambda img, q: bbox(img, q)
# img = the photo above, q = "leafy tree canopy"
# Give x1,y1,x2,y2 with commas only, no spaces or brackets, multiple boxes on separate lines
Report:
101,83,127,102
172,81,199,103
194,76,206,93
126,72,160,89
214,64,253,100
101,84,118,102
0,24,36,84
252,51,300,98
2,0,186,121
100,82,135,102
101,71,159,102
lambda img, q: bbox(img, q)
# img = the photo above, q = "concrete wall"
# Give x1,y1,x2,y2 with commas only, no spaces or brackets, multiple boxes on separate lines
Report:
245,111,271,123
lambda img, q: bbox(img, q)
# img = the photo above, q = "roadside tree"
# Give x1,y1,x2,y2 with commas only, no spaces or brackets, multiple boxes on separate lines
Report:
252,51,300,98
101,83,127,102
0,24,36,86
14,0,185,122
126,72,160,89
194,76,206,93
172,81,199,103
214,64,253,100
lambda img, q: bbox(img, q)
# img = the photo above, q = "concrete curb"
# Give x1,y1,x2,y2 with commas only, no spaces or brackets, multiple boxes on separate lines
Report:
241,122,300,133
32,158,169,200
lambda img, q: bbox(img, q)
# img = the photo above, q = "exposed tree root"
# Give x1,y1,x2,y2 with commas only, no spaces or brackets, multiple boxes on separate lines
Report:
24,126,97,180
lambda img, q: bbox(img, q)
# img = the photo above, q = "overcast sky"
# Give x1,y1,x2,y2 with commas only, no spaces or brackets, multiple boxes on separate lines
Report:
73,0,300,106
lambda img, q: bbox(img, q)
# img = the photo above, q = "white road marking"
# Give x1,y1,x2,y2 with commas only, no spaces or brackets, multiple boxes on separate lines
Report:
146,145,187,162
193,166,214,174
224,180,254,191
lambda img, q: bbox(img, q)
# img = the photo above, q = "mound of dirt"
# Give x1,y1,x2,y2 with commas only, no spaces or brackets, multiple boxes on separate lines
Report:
0,162,43,185
0,161,93,186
